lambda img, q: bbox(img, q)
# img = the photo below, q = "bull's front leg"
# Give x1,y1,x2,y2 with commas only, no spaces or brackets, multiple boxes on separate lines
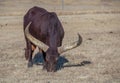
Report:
39,48,47,70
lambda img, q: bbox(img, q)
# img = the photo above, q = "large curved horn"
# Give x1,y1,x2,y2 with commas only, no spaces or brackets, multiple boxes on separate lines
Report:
58,33,82,54
25,22,48,51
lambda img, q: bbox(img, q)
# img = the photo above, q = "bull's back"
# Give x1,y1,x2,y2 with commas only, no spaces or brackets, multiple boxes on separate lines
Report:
24,6,47,29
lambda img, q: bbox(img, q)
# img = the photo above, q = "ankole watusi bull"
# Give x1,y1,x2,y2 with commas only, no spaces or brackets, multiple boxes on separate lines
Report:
23,6,81,72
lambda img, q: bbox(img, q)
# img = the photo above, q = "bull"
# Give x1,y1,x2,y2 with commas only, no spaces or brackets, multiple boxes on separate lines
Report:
23,6,81,72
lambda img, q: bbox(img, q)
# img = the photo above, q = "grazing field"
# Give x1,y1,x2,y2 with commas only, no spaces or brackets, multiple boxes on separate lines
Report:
0,0,120,83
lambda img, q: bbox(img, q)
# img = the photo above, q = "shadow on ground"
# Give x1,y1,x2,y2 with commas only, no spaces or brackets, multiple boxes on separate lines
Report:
31,33,88,71
32,53,91,71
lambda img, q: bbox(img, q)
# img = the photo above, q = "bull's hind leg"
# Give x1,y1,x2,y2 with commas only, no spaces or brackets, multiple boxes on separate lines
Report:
27,43,36,67
24,39,30,60
25,38,36,67
28,44,36,67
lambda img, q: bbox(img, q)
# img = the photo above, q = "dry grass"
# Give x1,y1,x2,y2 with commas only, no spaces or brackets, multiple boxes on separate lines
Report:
0,0,120,83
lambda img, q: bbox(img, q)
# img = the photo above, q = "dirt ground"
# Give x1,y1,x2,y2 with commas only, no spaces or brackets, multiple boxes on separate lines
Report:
0,0,120,83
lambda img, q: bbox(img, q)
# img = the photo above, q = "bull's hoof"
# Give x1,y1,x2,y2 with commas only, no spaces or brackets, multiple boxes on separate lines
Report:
42,63,47,70
42,66,46,71
28,61,33,68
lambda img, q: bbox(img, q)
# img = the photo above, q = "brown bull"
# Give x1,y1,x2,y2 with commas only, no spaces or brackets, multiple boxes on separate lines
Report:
23,6,81,72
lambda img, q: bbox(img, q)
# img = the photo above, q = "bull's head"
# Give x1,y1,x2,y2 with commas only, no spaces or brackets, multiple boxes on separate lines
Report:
25,22,82,72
